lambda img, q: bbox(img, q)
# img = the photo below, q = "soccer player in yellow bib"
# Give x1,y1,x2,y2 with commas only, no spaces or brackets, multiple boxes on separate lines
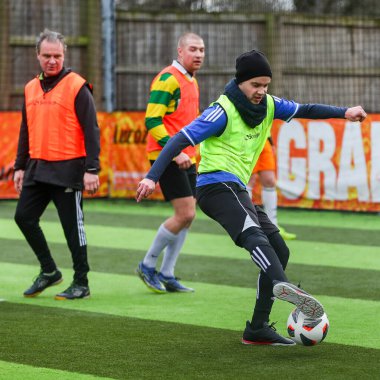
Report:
136,50,366,345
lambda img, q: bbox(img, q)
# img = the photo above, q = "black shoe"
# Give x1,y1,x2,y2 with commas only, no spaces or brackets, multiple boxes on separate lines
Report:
55,283,90,300
23,270,63,297
241,321,296,346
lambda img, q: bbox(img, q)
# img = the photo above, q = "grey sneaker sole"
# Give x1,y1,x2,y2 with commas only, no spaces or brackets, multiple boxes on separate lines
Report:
273,282,324,318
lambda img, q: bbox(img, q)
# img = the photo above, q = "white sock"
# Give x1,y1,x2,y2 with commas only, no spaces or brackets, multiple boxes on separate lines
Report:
262,186,278,226
142,224,176,268
160,228,188,278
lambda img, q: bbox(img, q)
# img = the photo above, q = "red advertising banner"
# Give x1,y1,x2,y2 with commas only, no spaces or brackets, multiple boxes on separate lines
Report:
1,111,380,211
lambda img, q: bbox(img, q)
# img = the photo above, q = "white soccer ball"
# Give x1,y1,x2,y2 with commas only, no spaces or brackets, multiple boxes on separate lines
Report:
287,308,329,346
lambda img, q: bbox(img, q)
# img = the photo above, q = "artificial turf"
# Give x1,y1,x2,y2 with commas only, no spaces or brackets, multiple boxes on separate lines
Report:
1,302,380,380
0,238,379,301
0,200,379,379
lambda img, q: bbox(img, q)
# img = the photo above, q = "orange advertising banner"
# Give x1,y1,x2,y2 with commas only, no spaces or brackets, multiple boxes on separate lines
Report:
102,111,164,200
1,111,380,211
0,112,20,199
95,112,113,198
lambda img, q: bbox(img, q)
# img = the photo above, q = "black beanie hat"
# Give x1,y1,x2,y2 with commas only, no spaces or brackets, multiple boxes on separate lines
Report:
235,50,272,84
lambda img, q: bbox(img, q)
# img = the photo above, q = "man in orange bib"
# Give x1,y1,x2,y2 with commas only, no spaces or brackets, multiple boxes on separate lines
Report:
13,29,100,300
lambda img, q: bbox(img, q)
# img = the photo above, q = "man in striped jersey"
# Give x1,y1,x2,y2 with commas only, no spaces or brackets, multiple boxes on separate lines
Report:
136,32,205,293
136,49,366,345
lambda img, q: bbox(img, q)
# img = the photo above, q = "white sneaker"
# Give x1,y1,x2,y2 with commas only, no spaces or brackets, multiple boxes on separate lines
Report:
273,281,324,318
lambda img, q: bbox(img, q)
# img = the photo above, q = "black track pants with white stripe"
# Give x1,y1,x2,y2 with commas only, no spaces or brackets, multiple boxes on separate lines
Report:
15,182,89,286
197,181,290,326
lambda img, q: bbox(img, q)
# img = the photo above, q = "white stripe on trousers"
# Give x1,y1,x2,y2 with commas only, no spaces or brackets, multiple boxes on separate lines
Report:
75,191,87,246
250,246,271,272
256,273,261,299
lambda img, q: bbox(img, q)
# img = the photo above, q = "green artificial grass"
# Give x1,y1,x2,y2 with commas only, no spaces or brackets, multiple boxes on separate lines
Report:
2,217,380,271
1,302,379,380
1,262,379,350
0,360,113,380
0,199,379,379
3,200,380,244
0,238,379,301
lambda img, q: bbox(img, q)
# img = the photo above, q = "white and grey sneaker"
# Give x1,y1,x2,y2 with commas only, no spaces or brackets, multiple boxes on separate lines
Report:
273,281,324,318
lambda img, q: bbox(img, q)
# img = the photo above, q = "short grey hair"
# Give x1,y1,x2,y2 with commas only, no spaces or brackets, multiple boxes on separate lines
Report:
177,32,203,49
36,28,67,53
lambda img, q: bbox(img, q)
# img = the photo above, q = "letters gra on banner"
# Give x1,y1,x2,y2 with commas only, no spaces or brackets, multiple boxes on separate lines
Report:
276,119,379,204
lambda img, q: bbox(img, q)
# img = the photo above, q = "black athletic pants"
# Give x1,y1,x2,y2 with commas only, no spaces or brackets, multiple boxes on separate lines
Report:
196,181,290,327
14,182,89,286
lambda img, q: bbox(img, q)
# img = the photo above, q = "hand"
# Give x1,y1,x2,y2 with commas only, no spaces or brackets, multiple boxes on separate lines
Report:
136,178,156,202
83,172,100,195
13,169,24,194
174,152,192,170
345,106,367,122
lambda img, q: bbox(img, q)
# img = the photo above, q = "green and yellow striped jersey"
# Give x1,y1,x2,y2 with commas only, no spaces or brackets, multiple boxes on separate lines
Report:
145,70,181,149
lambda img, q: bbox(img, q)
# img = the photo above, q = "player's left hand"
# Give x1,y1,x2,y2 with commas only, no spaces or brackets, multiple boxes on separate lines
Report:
345,106,367,122
84,172,100,195
136,178,156,202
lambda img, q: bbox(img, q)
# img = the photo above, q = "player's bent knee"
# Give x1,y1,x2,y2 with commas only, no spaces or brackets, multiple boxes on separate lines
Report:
174,211,196,228
237,227,271,250
183,212,196,226
267,231,290,268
